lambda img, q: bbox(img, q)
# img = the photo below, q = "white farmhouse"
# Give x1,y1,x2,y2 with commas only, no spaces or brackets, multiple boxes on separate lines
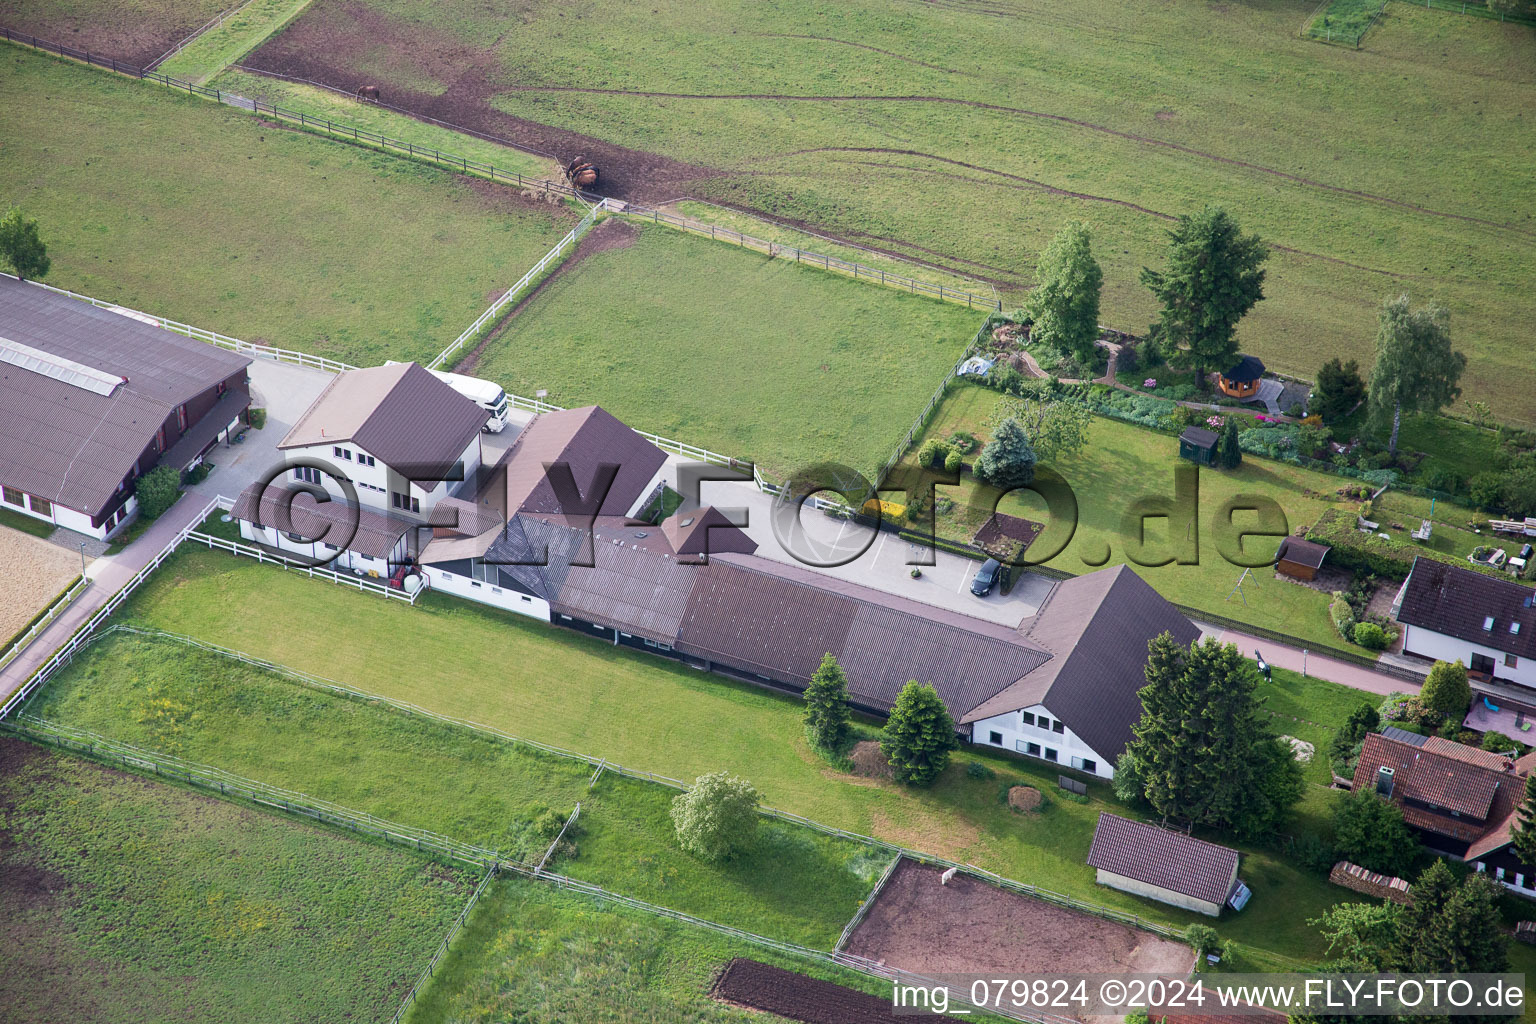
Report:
1393,556,1536,690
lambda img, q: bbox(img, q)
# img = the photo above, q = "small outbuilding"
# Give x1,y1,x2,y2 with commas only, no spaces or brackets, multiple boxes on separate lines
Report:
1217,355,1266,398
1086,812,1241,917
1178,427,1219,466
1274,537,1330,581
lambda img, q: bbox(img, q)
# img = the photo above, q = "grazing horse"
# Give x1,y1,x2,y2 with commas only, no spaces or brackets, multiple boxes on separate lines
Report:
355,84,381,102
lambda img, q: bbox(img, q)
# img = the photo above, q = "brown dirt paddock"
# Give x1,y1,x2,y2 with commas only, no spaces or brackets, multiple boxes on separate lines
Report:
711,958,910,1024
0,527,80,644
0,0,234,66
844,859,1193,982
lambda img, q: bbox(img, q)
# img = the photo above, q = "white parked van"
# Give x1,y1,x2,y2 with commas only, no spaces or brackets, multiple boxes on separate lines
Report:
386,362,509,432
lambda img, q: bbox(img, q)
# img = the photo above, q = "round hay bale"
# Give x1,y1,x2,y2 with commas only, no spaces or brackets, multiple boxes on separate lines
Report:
849,740,893,779
1007,785,1043,812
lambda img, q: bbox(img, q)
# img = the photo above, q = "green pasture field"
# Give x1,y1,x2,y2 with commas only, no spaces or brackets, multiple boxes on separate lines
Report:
27,631,878,947
102,545,1397,968
467,222,983,480
405,872,1005,1024
0,47,574,366
899,383,1353,650
247,0,1536,423
156,0,317,84
0,735,476,1024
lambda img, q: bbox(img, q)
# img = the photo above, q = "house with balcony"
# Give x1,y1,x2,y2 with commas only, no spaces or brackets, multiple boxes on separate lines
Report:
1352,728,1535,898
0,277,250,539
1393,556,1536,689
229,361,487,579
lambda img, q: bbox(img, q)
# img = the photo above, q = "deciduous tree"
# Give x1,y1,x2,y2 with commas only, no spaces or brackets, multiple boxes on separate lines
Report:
1332,789,1418,878
1028,221,1103,364
670,771,760,861
1139,207,1268,386
0,207,50,281
1367,295,1465,454
1512,773,1536,869
803,653,852,752
1419,659,1471,720
881,681,959,786
134,466,181,520
1124,634,1302,837
995,396,1091,465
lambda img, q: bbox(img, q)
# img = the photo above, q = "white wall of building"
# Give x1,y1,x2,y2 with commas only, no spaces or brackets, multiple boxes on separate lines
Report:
970,702,1115,779
0,488,131,541
1402,624,1536,689
238,520,406,575
284,435,482,519
420,564,549,621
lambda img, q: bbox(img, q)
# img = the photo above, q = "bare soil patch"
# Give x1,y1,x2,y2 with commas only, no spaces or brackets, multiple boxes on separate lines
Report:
242,1,715,201
0,0,233,66
455,218,636,373
1007,784,1043,812
844,859,1193,998
0,528,80,642
973,513,1043,559
711,958,909,1024
848,740,893,780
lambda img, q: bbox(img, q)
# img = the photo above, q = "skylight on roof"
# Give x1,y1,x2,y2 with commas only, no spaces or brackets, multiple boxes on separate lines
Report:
1513,622,1523,635
1483,615,1495,631
0,335,125,396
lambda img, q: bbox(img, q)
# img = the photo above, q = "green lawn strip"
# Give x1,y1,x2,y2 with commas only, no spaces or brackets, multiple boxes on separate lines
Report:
0,507,56,538
155,0,315,84
0,47,574,368
470,223,981,481
1304,0,1386,43
903,383,1350,649
668,199,998,302
28,630,868,946
210,66,557,180
405,871,1009,1024
111,546,1376,964
0,734,476,1024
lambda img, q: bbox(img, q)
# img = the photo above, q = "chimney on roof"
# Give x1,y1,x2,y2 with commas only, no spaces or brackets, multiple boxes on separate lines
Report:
1376,766,1396,797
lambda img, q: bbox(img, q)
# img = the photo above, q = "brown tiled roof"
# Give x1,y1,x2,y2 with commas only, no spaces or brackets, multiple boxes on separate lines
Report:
229,481,413,559
280,363,487,482
675,552,1049,716
1423,735,1518,772
662,506,757,558
1465,808,1520,862
1352,733,1521,840
1397,556,1536,660
500,406,666,518
961,565,1201,762
1086,812,1239,906
1275,536,1329,570
0,277,250,516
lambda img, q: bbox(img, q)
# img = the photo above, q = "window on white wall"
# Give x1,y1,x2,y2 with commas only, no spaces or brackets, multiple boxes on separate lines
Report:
1020,712,1035,726
1072,756,1097,773
1044,747,1058,762
989,731,1002,745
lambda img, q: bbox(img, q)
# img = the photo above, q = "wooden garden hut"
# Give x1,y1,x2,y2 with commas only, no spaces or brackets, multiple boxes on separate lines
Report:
1178,427,1218,466
1217,355,1265,398
1274,537,1330,581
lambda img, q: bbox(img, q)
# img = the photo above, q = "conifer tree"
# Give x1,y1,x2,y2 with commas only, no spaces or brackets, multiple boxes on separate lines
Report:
803,653,852,752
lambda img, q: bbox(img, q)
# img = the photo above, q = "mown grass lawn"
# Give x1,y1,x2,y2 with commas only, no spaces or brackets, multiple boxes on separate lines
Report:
0,47,574,366
249,0,1536,423
902,383,1352,650
469,222,984,480
108,546,1389,967
28,631,876,947
0,735,476,1024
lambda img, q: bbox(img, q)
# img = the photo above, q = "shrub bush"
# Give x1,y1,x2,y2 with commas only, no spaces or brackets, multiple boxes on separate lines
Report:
965,760,995,780
1286,831,1338,874
943,448,963,473
134,466,180,520
247,407,267,430
1350,622,1390,650
1329,595,1356,641
670,771,761,862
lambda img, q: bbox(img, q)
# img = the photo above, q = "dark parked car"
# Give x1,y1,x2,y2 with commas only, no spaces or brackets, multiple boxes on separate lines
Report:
970,558,1002,597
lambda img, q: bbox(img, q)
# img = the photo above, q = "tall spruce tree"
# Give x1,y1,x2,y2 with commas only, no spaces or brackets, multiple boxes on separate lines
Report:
1511,773,1536,872
881,681,959,787
1139,207,1268,385
803,653,852,752
1216,418,1242,470
974,417,1037,490
1124,634,1302,836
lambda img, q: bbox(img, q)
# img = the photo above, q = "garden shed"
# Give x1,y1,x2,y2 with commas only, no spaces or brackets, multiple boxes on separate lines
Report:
1217,355,1265,398
1274,537,1330,581
1178,427,1219,466
1086,813,1241,917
